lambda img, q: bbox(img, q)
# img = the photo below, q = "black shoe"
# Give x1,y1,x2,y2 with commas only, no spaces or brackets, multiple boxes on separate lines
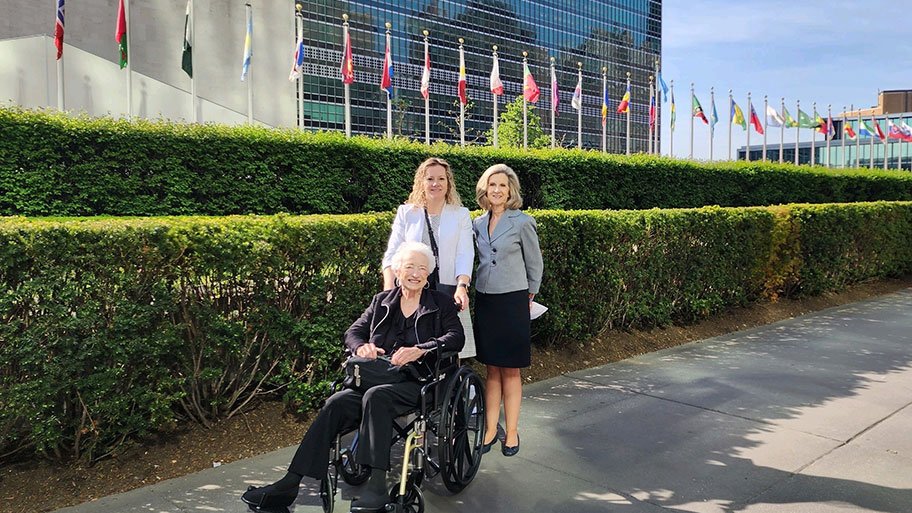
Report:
502,433,520,457
350,489,390,512
241,483,298,509
481,423,505,454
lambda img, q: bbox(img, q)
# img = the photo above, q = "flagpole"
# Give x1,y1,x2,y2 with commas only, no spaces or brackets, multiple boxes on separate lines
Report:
385,22,392,139
779,98,785,164
602,66,607,153
458,38,465,148
899,117,904,170
190,0,198,122
810,102,817,166
625,71,631,155
763,95,768,162
492,46,499,148
647,75,653,154
709,87,714,161
57,52,65,110
577,62,583,150
125,0,133,117
746,92,752,162
853,105,859,167
794,100,800,165
669,80,674,158
654,59,660,155
417,30,426,144
727,89,732,161
841,105,847,168
882,117,888,170
550,57,556,149
295,6,303,130
523,51,528,150
245,3,253,124
869,115,874,170
689,82,695,160
826,104,832,168
343,15,352,138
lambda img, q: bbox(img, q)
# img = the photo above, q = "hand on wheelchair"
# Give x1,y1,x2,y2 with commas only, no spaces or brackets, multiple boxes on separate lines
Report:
390,346,426,366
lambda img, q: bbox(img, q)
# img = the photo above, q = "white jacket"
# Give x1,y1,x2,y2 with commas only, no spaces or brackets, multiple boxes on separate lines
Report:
382,203,474,284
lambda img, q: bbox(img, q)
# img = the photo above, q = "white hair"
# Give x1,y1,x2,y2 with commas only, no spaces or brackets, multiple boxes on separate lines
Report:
391,242,436,274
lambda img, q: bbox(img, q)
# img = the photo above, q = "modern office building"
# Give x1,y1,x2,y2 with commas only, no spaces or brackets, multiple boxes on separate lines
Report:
738,89,912,170
0,0,662,152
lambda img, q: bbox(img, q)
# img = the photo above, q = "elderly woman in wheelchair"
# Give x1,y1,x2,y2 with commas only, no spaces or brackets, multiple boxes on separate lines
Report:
242,241,485,512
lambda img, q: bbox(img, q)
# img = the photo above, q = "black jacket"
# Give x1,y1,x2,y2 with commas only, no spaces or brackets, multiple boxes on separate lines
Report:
344,287,465,381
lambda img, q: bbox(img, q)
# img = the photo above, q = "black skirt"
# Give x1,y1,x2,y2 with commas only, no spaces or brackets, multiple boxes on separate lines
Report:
474,289,531,368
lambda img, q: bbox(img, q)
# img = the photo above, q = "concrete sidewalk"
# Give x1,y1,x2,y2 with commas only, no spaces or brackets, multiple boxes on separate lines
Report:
54,289,912,513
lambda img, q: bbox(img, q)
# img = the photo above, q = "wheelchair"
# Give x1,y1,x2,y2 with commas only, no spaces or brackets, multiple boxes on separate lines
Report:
319,351,486,513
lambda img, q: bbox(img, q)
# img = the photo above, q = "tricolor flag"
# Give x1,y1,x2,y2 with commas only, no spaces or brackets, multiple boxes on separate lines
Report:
240,7,252,81
749,103,764,134
670,90,676,131
601,82,609,126
826,117,835,140
523,62,539,103
550,65,559,115
901,122,912,142
54,0,65,60
859,119,874,138
182,0,193,77
116,0,128,69
571,75,582,111
843,122,857,140
888,120,904,140
490,52,503,96
380,35,393,97
731,100,746,130
616,82,630,113
419,38,430,99
766,105,785,128
288,37,304,81
657,72,669,102
782,106,797,128
815,112,827,134
340,31,354,84
692,94,708,124
457,45,467,105
649,94,656,128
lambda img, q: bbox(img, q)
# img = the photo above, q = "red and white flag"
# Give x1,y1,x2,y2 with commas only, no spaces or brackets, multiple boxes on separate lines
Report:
490,52,504,96
420,37,430,99
340,31,354,84
457,44,467,105
379,36,392,96
54,0,65,60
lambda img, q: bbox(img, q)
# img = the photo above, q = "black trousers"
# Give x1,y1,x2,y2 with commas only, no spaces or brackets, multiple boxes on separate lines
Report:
288,381,422,480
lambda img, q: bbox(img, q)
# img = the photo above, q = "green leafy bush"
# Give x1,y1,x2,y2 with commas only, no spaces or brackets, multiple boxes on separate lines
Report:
3,107,912,217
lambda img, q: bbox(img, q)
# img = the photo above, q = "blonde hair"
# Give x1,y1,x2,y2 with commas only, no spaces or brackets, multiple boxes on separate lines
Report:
475,164,523,211
406,157,463,207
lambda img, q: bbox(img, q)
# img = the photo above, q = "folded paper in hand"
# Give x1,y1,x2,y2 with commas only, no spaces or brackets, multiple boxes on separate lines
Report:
530,301,548,320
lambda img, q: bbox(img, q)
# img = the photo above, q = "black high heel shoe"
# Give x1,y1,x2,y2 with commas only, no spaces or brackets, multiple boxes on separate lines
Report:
481,423,505,454
502,433,520,457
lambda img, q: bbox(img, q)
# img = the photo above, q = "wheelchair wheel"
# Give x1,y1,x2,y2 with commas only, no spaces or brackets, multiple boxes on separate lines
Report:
338,447,370,486
438,367,485,493
320,469,335,513
388,481,424,513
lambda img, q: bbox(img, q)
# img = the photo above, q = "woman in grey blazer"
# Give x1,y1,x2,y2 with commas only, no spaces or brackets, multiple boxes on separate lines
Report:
473,164,543,457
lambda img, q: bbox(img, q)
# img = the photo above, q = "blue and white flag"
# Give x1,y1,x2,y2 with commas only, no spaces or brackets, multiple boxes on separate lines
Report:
240,7,253,81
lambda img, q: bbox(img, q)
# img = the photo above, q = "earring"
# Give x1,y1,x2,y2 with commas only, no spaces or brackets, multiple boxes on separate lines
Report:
394,278,401,287
423,282,430,289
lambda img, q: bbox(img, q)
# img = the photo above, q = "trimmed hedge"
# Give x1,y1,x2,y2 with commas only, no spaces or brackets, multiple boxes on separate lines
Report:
3,107,912,217
2,202,911,462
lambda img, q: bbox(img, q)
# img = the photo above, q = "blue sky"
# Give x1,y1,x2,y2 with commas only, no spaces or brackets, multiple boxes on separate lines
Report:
660,0,912,160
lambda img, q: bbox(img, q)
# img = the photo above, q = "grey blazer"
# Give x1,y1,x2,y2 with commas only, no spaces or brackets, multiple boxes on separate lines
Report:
473,209,543,295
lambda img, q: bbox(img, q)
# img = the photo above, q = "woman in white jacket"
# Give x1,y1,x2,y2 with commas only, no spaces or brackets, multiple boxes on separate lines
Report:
381,157,476,358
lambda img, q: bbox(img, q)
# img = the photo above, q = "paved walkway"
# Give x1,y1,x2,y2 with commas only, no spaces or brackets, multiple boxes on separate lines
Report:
54,289,912,513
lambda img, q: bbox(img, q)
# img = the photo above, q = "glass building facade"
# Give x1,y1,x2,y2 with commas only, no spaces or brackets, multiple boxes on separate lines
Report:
739,116,912,171
297,0,662,151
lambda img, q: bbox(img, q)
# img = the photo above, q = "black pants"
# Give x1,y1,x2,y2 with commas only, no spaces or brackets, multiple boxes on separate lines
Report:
288,381,422,480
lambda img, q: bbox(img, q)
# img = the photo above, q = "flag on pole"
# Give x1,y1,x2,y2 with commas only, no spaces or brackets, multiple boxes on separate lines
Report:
749,103,764,134
782,106,797,128
601,82,609,126
766,105,785,127
288,37,304,81
571,75,582,110
457,45,467,105
901,122,912,142
419,38,430,99
240,6,252,80
490,52,503,96
380,35,393,97
670,90,676,130
182,0,193,77
825,116,835,140
692,94,708,124
873,119,886,141
710,95,719,131
657,72,669,102
859,119,874,138
888,120,904,140
616,82,630,113
54,0,65,60
523,62,539,102
116,0,128,69
815,112,827,134
550,65,559,114
340,31,354,84
731,100,746,130
843,122,857,140
649,94,656,128
797,109,817,128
